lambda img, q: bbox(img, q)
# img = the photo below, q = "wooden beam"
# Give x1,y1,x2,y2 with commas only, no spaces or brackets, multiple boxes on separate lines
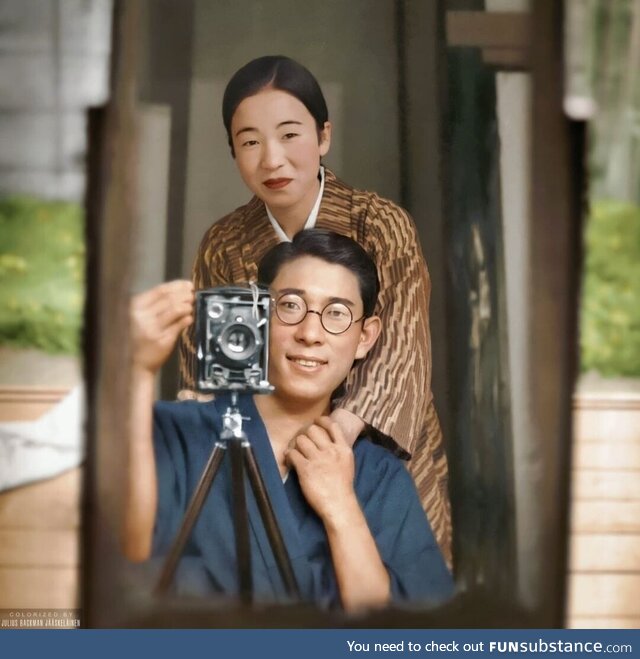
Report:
446,11,531,49
447,11,531,70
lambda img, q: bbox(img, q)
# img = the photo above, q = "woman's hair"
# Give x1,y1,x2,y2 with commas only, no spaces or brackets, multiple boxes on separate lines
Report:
258,229,379,318
222,55,329,154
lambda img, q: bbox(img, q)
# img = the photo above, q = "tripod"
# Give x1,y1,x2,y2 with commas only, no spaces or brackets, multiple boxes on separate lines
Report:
154,392,300,602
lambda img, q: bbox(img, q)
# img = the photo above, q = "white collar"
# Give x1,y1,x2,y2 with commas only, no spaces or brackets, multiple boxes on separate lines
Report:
266,166,325,243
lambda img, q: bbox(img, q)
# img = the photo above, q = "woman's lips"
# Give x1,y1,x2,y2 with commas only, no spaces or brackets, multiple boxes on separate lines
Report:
263,178,292,190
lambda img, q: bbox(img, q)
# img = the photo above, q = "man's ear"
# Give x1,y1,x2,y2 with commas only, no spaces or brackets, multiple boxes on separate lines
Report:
355,315,381,360
319,121,332,157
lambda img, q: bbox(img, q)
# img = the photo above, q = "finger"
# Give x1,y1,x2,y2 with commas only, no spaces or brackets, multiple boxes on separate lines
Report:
131,295,193,336
149,282,195,312
291,434,318,459
284,447,306,471
314,416,347,445
153,299,195,330
305,423,333,450
161,313,194,345
133,280,194,312
143,282,194,320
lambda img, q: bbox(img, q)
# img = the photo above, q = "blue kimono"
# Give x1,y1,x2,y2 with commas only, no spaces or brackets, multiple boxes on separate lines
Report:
152,394,453,607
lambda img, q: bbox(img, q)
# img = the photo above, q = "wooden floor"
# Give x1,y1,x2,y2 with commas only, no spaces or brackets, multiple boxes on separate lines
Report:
566,386,640,628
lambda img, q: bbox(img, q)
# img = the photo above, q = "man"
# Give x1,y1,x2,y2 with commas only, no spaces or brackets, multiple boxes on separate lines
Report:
126,230,452,611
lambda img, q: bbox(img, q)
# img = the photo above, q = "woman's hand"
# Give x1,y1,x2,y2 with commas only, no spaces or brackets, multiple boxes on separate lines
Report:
329,408,365,447
130,280,195,376
285,416,356,524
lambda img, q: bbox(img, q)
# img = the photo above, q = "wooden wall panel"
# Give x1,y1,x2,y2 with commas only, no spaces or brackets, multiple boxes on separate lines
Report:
0,469,80,530
0,567,78,609
0,387,69,422
0,392,81,612
567,392,640,629
571,501,640,534
0,529,79,567
568,574,640,617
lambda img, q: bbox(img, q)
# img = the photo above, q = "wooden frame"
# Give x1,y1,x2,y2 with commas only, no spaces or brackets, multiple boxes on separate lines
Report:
83,0,580,628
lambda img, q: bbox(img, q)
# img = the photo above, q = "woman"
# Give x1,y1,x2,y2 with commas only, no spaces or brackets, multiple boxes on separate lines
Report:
178,55,451,565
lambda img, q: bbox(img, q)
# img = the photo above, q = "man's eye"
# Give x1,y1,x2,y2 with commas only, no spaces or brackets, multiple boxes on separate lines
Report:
281,301,301,311
241,139,258,147
282,133,298,140
326,307,348,318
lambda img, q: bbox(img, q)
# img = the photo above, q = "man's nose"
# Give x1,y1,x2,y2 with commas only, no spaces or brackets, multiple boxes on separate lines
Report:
294,310,325,343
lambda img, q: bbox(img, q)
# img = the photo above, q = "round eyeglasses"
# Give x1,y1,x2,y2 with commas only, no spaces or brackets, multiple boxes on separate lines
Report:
274,293,364,335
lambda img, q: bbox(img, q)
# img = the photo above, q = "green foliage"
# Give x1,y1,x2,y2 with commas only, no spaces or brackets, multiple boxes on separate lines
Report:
0,196,85,354
581,200,640,376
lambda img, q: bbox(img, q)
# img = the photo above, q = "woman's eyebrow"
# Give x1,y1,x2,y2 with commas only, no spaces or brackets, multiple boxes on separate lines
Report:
234,126,258,137
235,120,303,138
276,120,303,129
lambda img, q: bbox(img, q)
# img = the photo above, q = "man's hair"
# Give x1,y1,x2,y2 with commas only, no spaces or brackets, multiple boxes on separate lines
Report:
222,55,329,155
258,229,379,317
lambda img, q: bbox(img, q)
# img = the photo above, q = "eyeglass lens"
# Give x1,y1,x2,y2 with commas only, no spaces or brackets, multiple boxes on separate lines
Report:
275,294,354,334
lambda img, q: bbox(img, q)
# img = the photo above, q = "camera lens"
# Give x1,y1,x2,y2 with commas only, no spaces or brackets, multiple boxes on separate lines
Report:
208,302,224,319
218,322,258,362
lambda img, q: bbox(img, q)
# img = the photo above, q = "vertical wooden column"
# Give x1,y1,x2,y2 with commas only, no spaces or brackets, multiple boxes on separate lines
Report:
83,0,141,628
528,0,584,626
441,27,516,598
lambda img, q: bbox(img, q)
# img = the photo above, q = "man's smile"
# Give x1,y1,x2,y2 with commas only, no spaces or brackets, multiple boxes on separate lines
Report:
287,354,328,369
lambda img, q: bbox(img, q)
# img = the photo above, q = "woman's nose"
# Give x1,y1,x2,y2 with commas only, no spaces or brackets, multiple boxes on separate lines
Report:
260,140,285,170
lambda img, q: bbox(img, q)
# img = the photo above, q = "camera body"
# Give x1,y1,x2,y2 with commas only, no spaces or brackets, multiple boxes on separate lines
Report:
195,285,273,394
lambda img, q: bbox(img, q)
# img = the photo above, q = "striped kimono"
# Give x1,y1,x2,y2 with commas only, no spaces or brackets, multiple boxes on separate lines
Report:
178,169,452,566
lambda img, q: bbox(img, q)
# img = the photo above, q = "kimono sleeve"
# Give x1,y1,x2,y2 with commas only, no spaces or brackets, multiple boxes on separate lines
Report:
178,223,233,390
333,196,435,458
151,402,191,554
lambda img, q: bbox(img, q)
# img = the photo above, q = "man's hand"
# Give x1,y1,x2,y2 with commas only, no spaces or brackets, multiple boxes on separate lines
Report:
285,416,356,524
330,408,365,447
286,416,391,612
124,280,194,562
130,280,195,376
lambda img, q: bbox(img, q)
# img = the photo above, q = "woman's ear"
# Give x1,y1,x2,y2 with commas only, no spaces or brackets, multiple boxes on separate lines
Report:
319,121,332,157
355,315,381,360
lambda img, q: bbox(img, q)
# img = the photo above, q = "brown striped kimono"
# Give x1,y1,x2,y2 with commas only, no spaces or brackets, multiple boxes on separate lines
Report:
179,169,452,565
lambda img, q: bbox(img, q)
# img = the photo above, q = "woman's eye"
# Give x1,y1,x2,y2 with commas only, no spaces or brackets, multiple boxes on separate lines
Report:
241,139,258,147
282,133,298,140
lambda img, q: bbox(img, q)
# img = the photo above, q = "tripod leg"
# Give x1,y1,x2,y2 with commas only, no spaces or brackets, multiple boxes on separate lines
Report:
243,445,300,599
155,442,226,595
230,438,252,603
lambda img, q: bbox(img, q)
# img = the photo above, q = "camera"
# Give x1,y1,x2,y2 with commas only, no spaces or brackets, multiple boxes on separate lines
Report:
195,284,273,394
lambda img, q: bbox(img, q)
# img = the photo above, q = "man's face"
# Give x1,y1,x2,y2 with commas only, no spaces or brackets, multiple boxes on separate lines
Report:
267,256,380,407
230,89,331,220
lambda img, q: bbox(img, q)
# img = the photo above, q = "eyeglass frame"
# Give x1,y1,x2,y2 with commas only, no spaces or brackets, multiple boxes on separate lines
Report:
272,293,366,335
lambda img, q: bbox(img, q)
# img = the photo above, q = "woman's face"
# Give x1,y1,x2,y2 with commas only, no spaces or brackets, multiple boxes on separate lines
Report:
230,88,331,222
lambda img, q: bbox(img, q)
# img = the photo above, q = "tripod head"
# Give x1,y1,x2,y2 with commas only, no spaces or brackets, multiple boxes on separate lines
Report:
220,391,250,443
